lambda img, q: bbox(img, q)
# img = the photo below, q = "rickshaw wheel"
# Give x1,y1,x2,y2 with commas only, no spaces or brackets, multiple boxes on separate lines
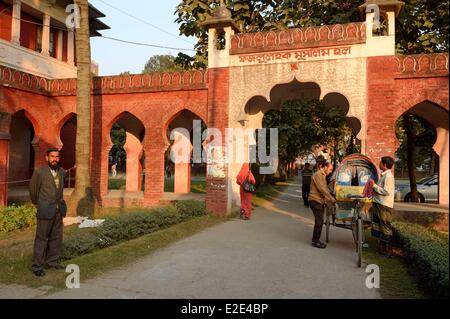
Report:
325,214,330,243
357,218,363,268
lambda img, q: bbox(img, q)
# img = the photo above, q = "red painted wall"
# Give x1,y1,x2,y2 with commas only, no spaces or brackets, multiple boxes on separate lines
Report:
20,12,40,51
366,56,449,165
0,2,12,41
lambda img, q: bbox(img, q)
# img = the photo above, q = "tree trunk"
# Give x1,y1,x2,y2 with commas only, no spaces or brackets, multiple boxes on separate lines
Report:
69,0,95,217
404,114,419,202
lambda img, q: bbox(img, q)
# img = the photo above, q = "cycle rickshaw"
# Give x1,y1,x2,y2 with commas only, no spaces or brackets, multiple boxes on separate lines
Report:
325,154,380,267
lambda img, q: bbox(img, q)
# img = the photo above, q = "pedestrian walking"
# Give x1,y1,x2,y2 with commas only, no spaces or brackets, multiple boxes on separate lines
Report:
236,163,256,220
111,163,117,177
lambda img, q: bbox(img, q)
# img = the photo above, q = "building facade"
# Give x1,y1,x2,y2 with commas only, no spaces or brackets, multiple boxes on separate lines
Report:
0,0,448,213
0,0,108,79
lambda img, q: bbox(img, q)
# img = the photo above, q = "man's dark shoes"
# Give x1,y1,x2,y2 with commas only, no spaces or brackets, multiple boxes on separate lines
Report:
46,263,65,270
312,241,327,249
33,269,45,277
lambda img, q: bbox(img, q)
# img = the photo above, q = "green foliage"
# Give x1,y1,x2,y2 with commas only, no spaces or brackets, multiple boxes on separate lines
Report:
175,0,449,67
108,178,126,190
143,54,184,73
395,114,437,174
263,99,350,165
60,201,207,260
0,205,36,233
396,0,449,54
393,222,449,299
109,124,126,168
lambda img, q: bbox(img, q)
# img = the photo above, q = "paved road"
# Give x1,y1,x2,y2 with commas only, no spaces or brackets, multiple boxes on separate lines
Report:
46,179,380,299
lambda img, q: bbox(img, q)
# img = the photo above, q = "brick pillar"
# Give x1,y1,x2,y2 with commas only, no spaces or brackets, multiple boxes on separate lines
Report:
123,132,143,192
0,113,11,207
143,135,166,206
173,130,192,194
366,56,399,164
0,139,9,207
205,68,230,215
434,128,449,205
96,143,112,204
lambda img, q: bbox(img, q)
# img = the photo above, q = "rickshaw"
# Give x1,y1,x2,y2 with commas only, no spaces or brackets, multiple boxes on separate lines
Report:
325,154,380,267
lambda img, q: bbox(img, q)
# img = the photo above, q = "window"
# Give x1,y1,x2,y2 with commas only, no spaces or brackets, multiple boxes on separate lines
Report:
35,27,42,52
49,30,55,57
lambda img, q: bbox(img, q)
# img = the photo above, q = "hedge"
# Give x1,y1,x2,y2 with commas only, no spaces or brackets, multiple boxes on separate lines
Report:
0,205,36,233
61,200,207,260
393,222,449,299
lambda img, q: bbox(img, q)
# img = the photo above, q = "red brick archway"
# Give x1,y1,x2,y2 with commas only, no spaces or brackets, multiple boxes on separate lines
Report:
0,49,448,210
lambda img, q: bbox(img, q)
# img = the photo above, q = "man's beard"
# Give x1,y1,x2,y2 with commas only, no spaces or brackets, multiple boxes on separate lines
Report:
48,161,60,170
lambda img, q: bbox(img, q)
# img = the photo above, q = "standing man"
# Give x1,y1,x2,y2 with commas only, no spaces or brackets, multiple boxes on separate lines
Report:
29,148,67,277
368,156,396,257
301,163,313,207
308,161,336,249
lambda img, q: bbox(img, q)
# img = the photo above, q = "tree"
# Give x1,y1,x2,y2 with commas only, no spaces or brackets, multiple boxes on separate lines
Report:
262,99,351,182
110,124,126,171
175,0,449,66
395,114,437,201
396,0,449,54
143,54,183,73
69,0,95,217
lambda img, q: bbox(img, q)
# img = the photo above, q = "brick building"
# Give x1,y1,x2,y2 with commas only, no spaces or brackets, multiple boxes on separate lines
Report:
0,0,448,215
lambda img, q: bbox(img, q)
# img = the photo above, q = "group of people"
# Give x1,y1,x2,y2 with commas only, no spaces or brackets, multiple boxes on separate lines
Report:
28,148,395,277
300,157,396,255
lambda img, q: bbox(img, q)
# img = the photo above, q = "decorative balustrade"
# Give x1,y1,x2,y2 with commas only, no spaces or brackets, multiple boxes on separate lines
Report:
49,70,209,95
394,53,449,77
0,66,49,92
230,22,367,54
0,66,209,95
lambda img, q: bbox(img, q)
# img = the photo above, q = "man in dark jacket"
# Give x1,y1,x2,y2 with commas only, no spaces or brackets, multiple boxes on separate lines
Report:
29,148,67,277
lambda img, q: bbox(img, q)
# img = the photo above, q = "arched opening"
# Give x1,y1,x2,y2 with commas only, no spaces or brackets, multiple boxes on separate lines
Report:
164,110,207,195
107,112,146,194
59,114,77,188
244,80,361,184
7,110,36,203
395,101,449,204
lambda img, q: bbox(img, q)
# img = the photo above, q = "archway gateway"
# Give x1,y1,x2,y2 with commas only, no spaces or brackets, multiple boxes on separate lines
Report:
0,0,448,212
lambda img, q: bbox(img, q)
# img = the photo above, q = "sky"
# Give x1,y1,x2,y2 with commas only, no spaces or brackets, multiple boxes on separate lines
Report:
89,0,196,76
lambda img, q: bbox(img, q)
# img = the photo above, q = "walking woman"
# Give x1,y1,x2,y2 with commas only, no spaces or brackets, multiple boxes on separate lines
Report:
236,163,256,220
308,161,336,249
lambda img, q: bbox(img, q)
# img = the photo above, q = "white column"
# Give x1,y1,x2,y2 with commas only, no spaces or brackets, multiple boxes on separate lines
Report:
56,30,63,60
387,11,396,36
433,128,449,205
11,0,21,45
41,13,50,56
67,29,75,65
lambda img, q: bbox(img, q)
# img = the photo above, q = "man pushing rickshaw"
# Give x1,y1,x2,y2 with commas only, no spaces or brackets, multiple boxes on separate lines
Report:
308,155,396,267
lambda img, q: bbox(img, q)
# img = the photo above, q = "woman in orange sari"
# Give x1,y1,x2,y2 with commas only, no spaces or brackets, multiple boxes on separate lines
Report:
236,163,256,220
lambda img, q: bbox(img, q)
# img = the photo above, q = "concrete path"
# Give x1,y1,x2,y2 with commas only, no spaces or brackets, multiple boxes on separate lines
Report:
46,179,380,299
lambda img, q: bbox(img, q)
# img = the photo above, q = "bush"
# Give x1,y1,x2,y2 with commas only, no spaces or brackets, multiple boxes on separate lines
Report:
393,222,449,299
61,201,207,260
0,205,36,233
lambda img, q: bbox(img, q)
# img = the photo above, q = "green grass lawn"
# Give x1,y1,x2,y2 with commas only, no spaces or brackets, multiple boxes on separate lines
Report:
109,178,207,194
0,213,226,293
164,179,206,194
